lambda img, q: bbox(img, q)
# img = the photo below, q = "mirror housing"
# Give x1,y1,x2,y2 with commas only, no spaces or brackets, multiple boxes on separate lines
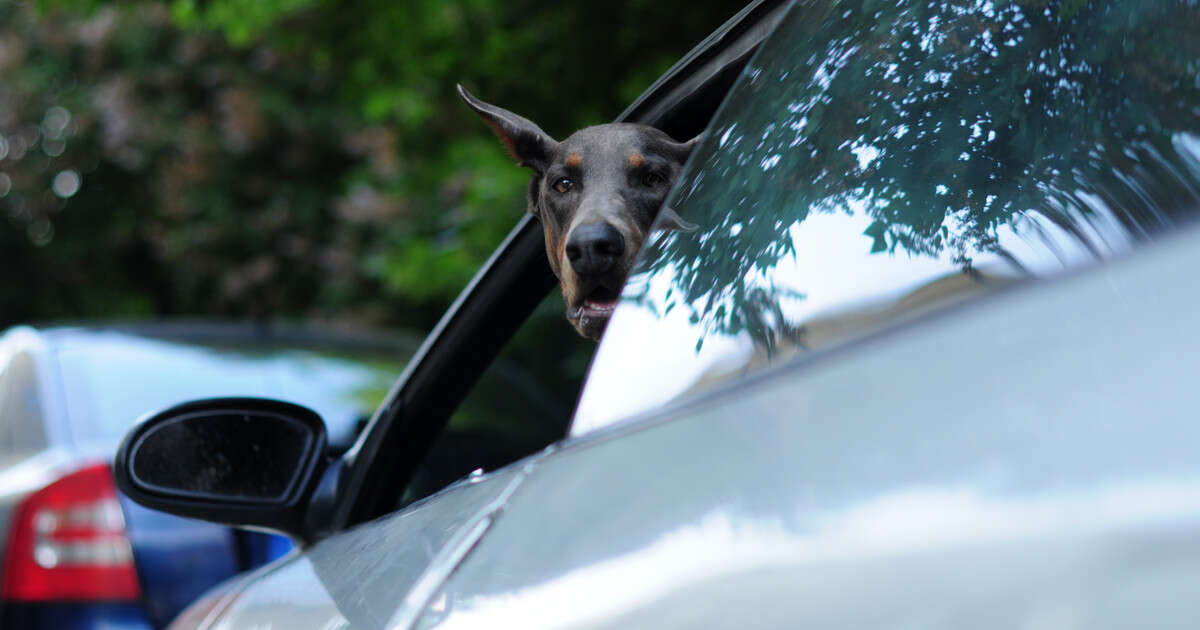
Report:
114,397,329,544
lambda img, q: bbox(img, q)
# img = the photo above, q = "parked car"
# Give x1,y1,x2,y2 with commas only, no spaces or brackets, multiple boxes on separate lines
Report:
0,322,411,628
122,1,1200,628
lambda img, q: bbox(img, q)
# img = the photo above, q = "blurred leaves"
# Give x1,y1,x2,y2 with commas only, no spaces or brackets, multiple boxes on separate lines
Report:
1,0,740,329
636,0,1200,347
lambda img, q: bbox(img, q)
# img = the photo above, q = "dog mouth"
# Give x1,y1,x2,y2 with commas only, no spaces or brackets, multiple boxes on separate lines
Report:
568,285,622,336
572,286,621,318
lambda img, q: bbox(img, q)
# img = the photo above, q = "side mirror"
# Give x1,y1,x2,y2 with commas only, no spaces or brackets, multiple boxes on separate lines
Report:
114,397,328,544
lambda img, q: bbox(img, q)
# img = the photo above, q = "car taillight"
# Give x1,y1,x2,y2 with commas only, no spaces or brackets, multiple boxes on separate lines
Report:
1,462,141,601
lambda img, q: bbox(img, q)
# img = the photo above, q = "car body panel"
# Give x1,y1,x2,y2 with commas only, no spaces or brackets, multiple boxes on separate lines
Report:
0,448,75,579
196,465,524,630
414,221,1200,629
1,602,153,630
119,497,241,625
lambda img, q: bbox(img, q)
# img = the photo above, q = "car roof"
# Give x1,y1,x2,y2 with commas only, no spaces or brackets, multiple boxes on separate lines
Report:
32,320,422,357
1,321,420,455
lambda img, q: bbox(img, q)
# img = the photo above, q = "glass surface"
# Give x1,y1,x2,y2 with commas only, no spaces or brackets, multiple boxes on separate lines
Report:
402,291,596,504
575,0,1200,433
0,350,48,465
52,331,404,448
132,411,310,501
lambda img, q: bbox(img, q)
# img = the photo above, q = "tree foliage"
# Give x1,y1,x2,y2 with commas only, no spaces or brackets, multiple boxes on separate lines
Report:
635,0,1200,349
0,0,741,328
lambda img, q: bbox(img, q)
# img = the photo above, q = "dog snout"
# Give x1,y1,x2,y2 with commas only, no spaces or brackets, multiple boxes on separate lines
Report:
565,223,625,277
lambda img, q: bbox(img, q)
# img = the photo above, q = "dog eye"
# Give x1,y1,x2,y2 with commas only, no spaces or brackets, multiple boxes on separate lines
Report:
642,172,665,186
553,177,574,193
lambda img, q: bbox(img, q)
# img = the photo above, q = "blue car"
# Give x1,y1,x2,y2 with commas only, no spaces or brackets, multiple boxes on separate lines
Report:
0,322,411,629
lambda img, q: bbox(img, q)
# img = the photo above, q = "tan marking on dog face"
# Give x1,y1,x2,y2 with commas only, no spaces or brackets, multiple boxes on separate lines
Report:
557,230,569,271
560,263,580,308
565,152,583,168
545,222,581,312
628,152,645,168
556,224,582,307
542,222,562,277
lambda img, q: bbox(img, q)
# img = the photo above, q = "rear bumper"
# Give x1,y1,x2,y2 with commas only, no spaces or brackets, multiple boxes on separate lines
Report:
0,601,153,630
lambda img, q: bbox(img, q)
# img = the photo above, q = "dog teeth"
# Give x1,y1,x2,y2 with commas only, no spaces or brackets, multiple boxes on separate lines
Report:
574,301,617,320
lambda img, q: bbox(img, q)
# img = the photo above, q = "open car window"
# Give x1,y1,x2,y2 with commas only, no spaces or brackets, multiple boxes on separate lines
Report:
574,0,1200,434
338,2,790,527
400,290,594,504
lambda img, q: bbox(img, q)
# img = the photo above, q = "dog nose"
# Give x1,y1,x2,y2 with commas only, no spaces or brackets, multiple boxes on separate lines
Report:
566,223,625,276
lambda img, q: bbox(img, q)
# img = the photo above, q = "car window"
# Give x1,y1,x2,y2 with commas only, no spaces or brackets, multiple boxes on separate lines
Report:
574,0,1200,434
0,350,48,465
53,332,402,447
401,290,595,504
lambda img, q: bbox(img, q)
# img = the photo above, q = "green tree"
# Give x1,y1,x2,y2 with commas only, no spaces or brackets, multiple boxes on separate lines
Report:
0,0,742,329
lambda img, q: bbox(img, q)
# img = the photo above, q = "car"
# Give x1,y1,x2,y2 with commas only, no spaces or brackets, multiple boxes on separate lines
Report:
120,1,1200,628
0,322,411,628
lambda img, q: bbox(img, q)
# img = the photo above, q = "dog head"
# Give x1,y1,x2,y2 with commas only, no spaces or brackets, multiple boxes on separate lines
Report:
458,85,697,339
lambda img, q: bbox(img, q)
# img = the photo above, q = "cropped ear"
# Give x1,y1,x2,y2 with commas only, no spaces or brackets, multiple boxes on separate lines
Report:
665,132,704,161
458,84,557,173
656,204,698,232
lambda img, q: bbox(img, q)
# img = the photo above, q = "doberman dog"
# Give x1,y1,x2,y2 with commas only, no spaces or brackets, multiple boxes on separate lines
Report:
458,84,697,339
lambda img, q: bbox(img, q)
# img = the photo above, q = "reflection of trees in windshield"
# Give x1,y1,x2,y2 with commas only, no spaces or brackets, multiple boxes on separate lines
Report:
631,0,1200,351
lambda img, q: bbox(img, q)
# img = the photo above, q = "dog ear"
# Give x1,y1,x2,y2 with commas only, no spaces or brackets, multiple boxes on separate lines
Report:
458,84,557,173
656,204,698,232
656,134,702,232
666,132,704,161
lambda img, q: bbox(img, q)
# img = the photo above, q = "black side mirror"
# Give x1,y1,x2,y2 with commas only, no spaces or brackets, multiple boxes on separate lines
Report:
114,397,328,543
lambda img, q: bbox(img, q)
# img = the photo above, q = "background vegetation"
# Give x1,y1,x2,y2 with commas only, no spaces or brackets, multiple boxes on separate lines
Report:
0,0,741,331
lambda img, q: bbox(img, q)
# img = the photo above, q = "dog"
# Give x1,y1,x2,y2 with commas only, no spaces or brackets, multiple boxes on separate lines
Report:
458,84,697,339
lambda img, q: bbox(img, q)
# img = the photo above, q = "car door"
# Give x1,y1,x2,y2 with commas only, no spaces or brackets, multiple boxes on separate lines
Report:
162,5,792,630
171,0,1200,626
152,0,1200,627
410,0,1200,627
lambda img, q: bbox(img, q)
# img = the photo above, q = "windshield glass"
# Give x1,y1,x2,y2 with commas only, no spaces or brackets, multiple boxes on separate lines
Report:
574,0,1200,434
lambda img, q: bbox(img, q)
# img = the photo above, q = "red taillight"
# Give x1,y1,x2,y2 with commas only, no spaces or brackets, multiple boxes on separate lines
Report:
1,462,141,601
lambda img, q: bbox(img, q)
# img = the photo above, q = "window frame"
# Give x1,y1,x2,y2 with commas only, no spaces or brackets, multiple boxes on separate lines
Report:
329,0,791,531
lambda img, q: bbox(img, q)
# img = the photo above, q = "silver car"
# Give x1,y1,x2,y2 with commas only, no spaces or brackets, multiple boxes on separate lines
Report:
121,1,1200,628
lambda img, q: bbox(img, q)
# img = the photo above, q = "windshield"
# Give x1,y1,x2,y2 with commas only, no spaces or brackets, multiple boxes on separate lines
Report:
52,330,405,447
574,0,1200,434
